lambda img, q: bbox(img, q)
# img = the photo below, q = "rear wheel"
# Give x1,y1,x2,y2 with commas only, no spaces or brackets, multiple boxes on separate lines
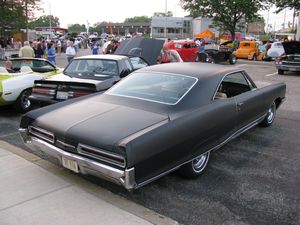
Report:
278,69,284,75
259,101,276,127
179,151,210,178
14,89,32,112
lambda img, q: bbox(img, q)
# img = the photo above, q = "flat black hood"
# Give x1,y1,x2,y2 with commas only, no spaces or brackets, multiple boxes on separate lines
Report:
115,38,164,65
282,41,300,55
26,97,168,151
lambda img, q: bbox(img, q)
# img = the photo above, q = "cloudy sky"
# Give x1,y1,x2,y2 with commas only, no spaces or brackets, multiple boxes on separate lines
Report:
38,0,188,28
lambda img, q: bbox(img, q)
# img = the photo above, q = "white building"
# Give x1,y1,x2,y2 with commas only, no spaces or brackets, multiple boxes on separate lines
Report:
151,16,193,39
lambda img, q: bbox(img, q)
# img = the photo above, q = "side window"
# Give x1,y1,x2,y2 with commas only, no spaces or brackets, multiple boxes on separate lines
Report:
124,59,133,71
214,72,252,100
183,44,191,49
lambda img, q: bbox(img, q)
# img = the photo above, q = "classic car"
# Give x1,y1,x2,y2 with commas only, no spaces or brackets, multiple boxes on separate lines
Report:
0,57,62,111
167,39,198,62
199,41,237,64
30,38,164,105
275,41,300,75
234,41,260,60
267,41,285,58
19,63,286,190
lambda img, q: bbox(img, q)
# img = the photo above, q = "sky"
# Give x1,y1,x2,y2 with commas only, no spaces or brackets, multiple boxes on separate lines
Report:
37,0,297,32
38,0,188,28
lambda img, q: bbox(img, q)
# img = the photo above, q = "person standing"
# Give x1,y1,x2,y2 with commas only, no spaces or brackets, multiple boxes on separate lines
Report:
19,41,35,58
56,39,62,55
65,41,76,63
91,42,99,55
159,43,183,63
47,43,56,64
34,42,44,58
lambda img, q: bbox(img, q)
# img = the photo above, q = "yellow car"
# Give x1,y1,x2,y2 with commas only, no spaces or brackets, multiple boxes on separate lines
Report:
234,41,260,60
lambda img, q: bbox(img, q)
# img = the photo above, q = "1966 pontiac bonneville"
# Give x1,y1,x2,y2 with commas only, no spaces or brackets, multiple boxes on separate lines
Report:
19,63,286,190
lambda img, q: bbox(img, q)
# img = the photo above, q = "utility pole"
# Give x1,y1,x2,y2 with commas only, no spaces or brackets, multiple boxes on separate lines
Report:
25,0,29,41
164,0,167,38
49,2,52,38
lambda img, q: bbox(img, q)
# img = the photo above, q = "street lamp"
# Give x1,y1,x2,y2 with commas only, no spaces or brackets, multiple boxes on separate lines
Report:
164,0,167,38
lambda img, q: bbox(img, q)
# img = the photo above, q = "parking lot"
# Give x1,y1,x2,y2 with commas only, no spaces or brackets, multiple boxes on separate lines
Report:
0,58,299,225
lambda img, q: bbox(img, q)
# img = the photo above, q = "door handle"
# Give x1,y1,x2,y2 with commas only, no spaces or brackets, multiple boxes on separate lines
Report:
237,102,244,111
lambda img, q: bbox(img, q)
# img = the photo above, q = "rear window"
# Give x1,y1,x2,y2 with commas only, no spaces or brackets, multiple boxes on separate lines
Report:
107,72,197,105
64,59,118,80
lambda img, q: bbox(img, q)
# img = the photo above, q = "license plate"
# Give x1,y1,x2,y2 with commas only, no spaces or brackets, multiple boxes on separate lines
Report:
62,157,79,173
56,91,68,100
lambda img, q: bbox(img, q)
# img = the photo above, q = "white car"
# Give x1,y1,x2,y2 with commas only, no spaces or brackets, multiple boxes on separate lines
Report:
0,58,62,111
267,42,285,58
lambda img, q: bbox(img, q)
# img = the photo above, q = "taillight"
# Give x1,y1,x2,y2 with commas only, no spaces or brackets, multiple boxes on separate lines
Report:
68,91,91,98
32,88,55,95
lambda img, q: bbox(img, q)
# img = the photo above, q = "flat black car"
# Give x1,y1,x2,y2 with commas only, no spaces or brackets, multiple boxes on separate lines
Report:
30,38,164,105
199,41,237,64
275,41,300,75
19,63,286,190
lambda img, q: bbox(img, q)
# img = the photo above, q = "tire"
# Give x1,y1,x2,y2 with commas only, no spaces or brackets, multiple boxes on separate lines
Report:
14,89,32,112
259,101,276,127
278,69,284,75
179,151,210,178
252,54,257,61
229,54,237,64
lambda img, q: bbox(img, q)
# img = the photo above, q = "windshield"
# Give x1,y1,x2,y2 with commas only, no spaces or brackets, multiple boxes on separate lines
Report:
64,59,118,80
107,72,197,105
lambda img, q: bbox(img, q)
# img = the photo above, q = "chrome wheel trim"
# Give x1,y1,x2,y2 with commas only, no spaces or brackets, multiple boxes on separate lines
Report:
231,56,237,63
192,152,209,172
21,90,31,109
267,103,276,124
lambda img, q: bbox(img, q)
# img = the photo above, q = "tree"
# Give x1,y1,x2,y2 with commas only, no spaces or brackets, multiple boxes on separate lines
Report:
68,24,86,33
153,11,173,17
28,15,60,29
124,16,151,23
0,0,42,37
180,0,269,40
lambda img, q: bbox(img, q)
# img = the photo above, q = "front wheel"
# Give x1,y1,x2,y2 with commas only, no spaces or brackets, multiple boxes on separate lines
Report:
179,151,210,178
259,102,276,127
278,69,284,75
229,54,237,64
14,89,32,112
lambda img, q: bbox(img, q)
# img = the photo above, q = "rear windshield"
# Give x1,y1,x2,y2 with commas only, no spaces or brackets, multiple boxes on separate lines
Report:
107,72,197,105
64,59,118,80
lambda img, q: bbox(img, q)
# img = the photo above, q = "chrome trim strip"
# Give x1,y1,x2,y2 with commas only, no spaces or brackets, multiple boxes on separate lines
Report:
56,140,76,149
19,129,136,190
77,143,126,168
28,126,55,144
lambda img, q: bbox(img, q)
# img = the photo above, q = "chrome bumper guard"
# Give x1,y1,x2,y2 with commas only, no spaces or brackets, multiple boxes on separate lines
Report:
19,128,137,190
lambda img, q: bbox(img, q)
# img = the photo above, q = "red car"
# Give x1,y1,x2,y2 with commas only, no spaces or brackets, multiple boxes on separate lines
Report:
167,40,198,62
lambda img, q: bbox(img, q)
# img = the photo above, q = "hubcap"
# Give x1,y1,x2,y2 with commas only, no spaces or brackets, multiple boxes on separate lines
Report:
21,91,31,109
192,152,209,172
267,103,276,123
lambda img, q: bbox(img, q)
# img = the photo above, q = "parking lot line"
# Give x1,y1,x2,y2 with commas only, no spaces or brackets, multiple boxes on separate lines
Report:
266,72,278,77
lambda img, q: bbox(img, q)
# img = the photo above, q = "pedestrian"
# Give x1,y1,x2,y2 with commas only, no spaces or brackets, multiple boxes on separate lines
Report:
91,42,99,55
65,41,76,63
19,41,35,58
47,43,56,64
56,39,62,55
34,42,44,58
158,43,183,63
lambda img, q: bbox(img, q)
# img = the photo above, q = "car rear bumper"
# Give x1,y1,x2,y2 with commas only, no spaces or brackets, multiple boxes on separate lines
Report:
276,63,300,72
19,128,137,190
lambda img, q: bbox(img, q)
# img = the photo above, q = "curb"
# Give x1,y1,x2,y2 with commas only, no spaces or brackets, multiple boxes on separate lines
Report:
0,141,179,225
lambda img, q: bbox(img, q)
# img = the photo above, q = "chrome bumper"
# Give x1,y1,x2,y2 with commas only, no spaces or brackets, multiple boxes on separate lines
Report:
19,128,137,190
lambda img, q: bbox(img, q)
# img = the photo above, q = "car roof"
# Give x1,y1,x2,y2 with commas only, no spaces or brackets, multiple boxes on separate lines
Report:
75,54,128,60
137,62,240,82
